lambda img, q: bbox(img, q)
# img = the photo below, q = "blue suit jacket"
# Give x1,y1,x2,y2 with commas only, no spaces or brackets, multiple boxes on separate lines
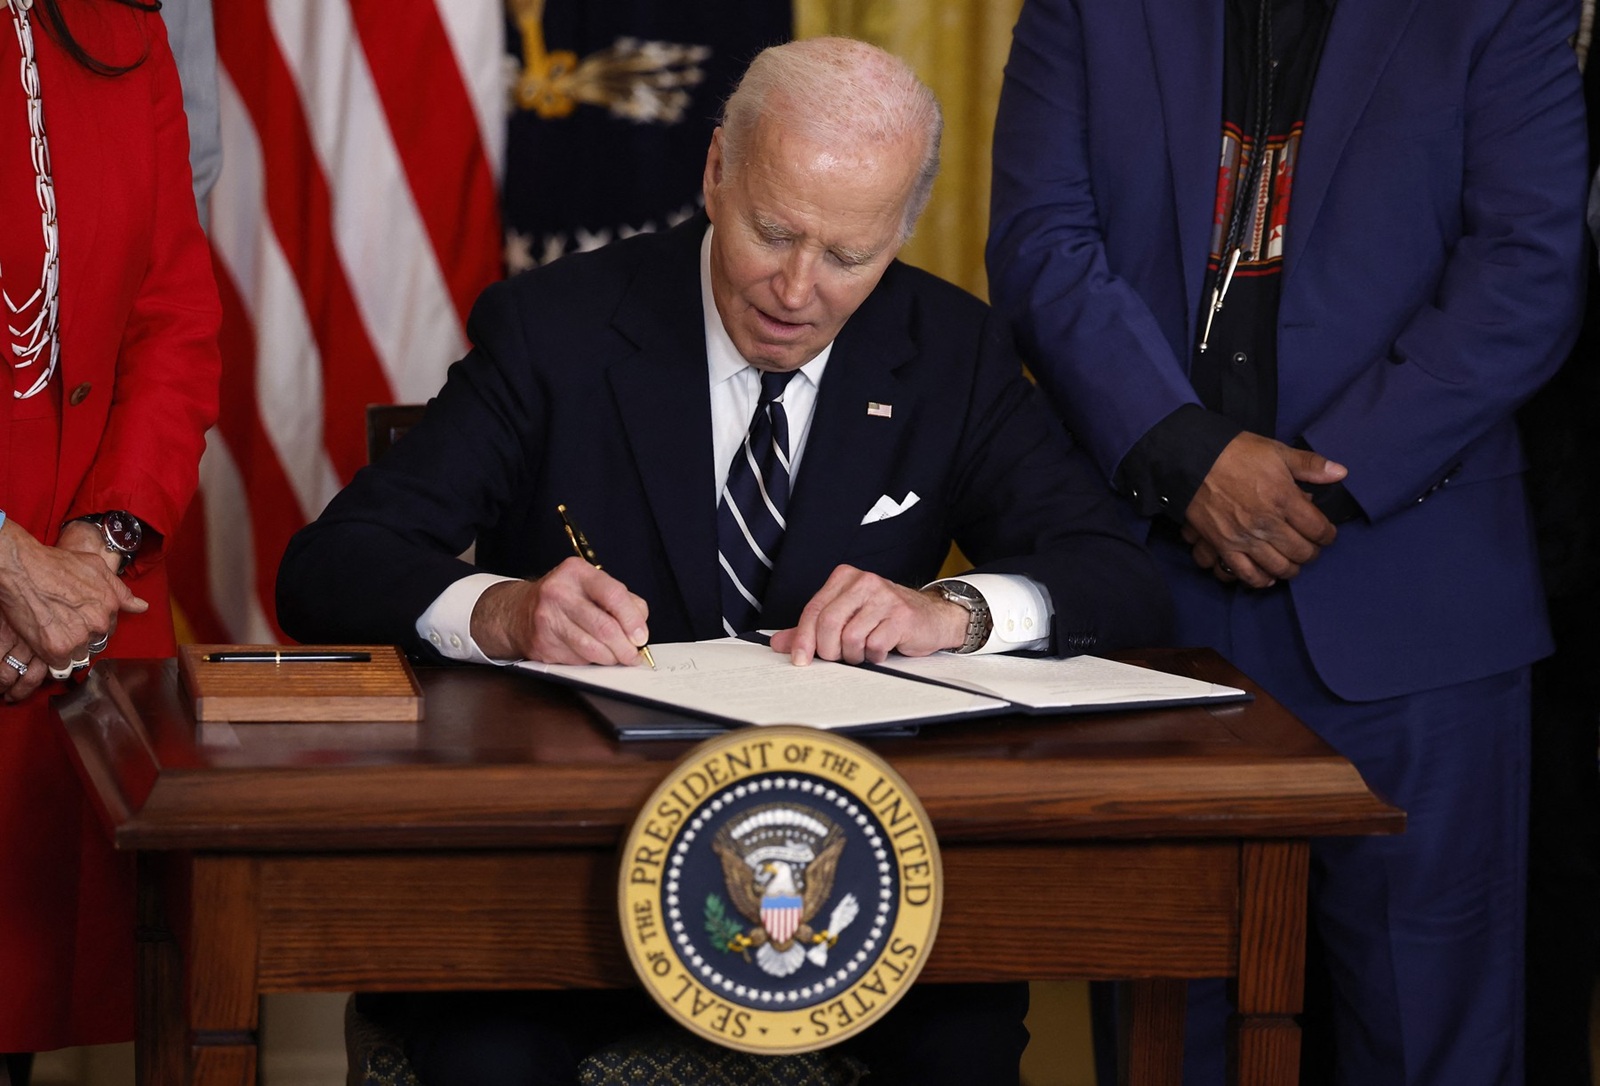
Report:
988,0,1588,700
277,217,1169,659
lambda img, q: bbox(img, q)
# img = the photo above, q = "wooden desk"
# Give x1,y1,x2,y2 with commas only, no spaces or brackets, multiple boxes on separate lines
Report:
55,649,1400,1086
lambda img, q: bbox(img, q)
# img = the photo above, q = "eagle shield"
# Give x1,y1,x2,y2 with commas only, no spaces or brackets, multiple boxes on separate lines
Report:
712,802,856,977
761,894,803,945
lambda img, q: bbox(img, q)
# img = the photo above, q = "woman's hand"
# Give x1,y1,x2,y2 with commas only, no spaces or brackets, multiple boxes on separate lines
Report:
0,614,44,702
0,519,146,673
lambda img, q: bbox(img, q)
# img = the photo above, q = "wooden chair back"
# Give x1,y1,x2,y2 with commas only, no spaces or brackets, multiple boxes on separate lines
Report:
364,404,428,464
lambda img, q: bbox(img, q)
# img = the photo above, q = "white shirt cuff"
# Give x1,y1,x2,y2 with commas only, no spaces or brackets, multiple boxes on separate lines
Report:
925,573,1052,655
415,572,520,664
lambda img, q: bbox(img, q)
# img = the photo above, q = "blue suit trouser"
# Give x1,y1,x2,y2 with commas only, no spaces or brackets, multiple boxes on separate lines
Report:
1162,554,1530,1086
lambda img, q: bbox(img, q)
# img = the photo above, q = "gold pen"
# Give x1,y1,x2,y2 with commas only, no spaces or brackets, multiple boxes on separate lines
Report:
557,503,656,669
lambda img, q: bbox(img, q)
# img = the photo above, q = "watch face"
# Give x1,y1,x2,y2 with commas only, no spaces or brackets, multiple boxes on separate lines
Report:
103,511,142,554
939,581,983,607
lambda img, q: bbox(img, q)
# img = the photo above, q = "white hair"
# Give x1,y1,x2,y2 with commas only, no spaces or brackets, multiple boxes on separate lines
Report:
718,37,943,240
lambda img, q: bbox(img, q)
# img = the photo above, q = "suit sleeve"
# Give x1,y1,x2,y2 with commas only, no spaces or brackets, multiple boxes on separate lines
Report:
986,0,1201,484
1298,0,1586,520
945,310,1173,654
68,11,220,555
276,282,540,657
989,0,1588,525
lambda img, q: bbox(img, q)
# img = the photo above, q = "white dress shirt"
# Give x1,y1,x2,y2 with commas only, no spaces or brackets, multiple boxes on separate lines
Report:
417,226,1052,662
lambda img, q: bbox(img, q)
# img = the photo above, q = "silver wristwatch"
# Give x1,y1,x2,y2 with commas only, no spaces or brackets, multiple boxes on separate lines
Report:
68,510,144,574
927,580,992,654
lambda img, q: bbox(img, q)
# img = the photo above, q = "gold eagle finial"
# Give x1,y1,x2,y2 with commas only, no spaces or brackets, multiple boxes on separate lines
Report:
508,0,712,123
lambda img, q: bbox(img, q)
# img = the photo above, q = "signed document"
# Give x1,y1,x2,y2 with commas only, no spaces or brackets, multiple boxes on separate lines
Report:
873,652,1248,713
514,641,1248,735
514,640,1008,731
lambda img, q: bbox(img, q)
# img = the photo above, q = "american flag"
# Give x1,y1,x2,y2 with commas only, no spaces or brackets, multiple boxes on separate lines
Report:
172,0,788,642
169,0,506,642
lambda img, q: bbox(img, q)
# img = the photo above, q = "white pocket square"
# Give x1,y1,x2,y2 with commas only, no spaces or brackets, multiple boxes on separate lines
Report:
860,491,921,525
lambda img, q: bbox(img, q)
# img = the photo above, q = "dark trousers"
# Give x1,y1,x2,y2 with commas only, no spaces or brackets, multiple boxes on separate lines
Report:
1157,559,1530,1086
388,982,1029,1086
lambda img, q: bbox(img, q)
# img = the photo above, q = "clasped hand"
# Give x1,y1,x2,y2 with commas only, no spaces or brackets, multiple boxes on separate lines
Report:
472,558,967,667
1183,432,1346,588
0,520,148,702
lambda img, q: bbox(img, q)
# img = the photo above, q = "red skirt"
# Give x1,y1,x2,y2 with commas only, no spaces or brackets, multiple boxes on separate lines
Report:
0,382,176,1051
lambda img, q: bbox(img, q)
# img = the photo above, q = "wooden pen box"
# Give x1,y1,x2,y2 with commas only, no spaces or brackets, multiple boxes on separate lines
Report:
178,644,424,723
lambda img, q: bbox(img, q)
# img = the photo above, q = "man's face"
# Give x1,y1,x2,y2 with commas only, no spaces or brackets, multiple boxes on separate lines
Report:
702,119,920,372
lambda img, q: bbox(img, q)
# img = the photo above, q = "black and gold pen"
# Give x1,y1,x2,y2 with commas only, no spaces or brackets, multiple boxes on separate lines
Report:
557,504,656,669
203,650,372,663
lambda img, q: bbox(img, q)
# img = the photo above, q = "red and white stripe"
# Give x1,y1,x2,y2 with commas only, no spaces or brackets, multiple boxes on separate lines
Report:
762,899,803,945
171,0,503,643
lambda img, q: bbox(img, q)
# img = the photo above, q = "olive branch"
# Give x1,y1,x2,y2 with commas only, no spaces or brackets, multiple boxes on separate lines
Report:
704,893,745,953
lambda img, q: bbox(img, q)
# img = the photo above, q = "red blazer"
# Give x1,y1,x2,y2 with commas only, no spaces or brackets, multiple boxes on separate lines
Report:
0,1,220,1050
46,0,222,654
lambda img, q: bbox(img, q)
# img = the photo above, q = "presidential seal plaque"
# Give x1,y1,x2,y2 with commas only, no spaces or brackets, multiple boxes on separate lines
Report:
619,726,942,1054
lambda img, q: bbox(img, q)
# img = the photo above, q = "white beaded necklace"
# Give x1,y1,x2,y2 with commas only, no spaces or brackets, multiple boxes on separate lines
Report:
3,0,60,400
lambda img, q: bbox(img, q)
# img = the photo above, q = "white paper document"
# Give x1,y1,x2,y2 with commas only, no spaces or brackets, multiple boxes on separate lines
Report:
514,640,1008,731
872,652,1248,712
513,640,1248,734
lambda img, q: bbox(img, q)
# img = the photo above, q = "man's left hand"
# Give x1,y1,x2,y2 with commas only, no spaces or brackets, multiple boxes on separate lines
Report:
1182,432,1343,588
1182,525,1240,584
770,565,967,666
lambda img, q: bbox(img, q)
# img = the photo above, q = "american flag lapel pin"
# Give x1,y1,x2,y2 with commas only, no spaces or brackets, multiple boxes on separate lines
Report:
866,402,893,418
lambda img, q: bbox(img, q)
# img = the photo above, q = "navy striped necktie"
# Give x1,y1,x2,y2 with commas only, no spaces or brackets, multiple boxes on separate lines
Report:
717,369,799,635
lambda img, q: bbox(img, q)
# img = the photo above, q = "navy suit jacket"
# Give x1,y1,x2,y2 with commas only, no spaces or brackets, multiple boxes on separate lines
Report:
277,217,1169,660
988,0,1588,700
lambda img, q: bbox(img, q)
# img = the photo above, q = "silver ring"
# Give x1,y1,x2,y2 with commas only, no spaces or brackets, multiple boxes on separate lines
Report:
4,654,27,677
71,655,90,670
1218,562,1235,576
87,633,109,654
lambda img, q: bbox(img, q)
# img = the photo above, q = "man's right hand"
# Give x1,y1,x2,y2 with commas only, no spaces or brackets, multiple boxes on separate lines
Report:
470,556,651,665
1184,432,1346,588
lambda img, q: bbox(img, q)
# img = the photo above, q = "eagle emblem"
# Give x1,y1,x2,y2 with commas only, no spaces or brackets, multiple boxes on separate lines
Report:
620,729,943,1054
708,803,861,978
507,0,711,123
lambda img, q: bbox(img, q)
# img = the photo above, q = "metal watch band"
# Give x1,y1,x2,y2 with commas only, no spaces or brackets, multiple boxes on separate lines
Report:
931,580,992,654
68,511,143,574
